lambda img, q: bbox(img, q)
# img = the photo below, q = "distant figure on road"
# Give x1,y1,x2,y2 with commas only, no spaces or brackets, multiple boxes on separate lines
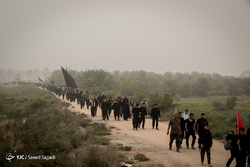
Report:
167,113,182,153
140,99,148,109
185,113,196,149
107,97,113,116
132,104,140,130
90,99,97,117
178,112,185,147
150,104,161,130
97,94,102,107
112,99,120,121
200,126,213,167
196,113,209,148
139,103,147,129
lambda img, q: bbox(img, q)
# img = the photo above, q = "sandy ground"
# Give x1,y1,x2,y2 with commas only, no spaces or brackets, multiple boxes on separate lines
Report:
56,94,235,167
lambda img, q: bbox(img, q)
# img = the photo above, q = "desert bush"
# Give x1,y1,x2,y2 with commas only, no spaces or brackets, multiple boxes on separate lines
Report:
212,100,223,110
134,153,149,161
29,97,47,110
225,96,237,110
124,146,132,151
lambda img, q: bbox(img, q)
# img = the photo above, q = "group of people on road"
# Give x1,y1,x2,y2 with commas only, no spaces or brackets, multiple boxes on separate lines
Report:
42,84,250,167
167,109,212,166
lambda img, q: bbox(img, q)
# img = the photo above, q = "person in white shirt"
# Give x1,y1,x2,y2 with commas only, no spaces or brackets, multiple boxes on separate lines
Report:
182,109,190,120
182,109,190,140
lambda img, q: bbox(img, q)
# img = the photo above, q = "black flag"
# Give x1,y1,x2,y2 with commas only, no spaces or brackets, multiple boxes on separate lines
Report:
38,77,43,82
61,66,77,89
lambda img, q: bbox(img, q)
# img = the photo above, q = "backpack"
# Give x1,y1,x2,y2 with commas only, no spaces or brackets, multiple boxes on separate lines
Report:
224,140,232,150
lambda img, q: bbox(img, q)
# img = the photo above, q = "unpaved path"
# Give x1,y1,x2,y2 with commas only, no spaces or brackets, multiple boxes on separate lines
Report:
56,94,234,167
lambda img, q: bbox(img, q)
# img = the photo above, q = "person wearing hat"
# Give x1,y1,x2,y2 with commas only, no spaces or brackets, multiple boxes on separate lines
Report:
196,113,209,148
200,126,213,167
112,99,120,120
107,97,113,116
150,104,161,130
101,99,109,121
132,104,140,130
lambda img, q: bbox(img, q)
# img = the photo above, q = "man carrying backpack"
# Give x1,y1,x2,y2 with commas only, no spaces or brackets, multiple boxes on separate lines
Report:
226,126,238,167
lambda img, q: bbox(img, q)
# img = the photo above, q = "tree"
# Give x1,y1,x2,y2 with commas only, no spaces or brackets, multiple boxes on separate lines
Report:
76,69,115,91
148,93,177,112
161,79,179,97
241,77,250,95
26,70,33,80
15,73,23,81
193,77,212,96
119,78,137,96
178,82,191,98
47,69,65,86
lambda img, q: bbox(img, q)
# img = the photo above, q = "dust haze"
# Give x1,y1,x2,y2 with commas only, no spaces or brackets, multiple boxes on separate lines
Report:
1,0,250,77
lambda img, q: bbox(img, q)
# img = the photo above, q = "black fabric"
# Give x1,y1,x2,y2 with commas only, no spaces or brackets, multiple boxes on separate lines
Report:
150,108,161,118
196,118,209,132
140,107,147,117
61,67,77,89
186,119,195,133
132,107,140,118
200,130,213,148
152,117,158,129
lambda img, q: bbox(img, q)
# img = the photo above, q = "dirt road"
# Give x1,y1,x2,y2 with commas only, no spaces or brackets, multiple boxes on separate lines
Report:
58,95,235,167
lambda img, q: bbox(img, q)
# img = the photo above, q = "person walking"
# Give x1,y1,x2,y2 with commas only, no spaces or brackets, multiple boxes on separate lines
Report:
150,104,161,130
196,113,209,148
226,125,238,167
185,113,196,149
235,128,248,167
107,97,113,116
90,99,97,117
140,99,148,109
167,113,182,153
123,96,130,120
247,128,250,167
112,99,120,121
86,97,90,110
80,94,86,109
200,126,213,167
132,104,140,130
178,112,185,147
97,94,102,107
129,97,135,110
101,99,109,121
139,103,147,129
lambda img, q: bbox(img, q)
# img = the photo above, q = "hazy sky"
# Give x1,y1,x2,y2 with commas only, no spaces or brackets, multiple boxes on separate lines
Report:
1,0,250,76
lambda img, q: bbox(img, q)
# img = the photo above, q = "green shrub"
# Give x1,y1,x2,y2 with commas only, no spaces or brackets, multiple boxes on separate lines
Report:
29,97,47,110
134,153,149,161
124,146,132,151
212,100,223,110
225,96,237,110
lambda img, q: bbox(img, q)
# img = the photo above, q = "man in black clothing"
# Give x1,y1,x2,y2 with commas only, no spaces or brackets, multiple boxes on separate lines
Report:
101,99,109,121
102,93,106,100
196,113,209,148
226,125,238,167
200,126,213,167
80,94,85,109
107,97,113,116
139,103,147,129
94,97,98,116
112,99,120,120
185,113,196,149
247,128,250,167
150,104,161,130
123,96,130,120
86,97,90,110
132,104,140,130
178,112,185,146
235,128,248,167
90,99,97,117
97,94,102,107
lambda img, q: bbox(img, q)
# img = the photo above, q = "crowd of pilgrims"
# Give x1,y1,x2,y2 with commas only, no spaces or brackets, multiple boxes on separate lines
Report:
4,82,249,166
42,84,161,131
